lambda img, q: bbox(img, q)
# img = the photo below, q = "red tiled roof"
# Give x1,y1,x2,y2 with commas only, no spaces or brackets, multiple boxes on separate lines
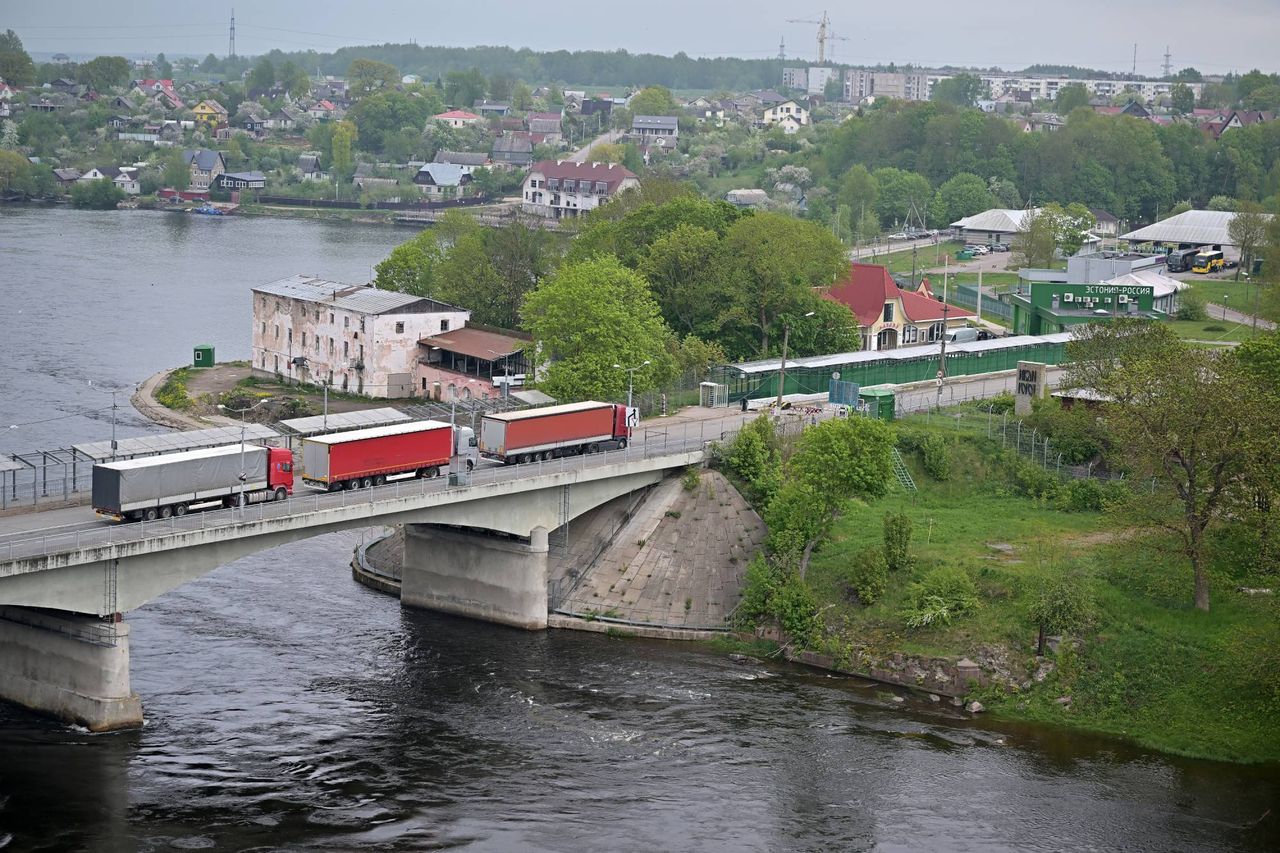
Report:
434,109,480,120
822,263,973,327
527,160,638,191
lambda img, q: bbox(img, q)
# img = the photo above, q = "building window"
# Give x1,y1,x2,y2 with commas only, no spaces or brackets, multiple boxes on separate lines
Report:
260,321,265,335
329,338,334,355
343,316,349,329
329,313,334,324
274,324,280,340
343,341,349,358
883,303,894,323
441,319,450,332
287,328,292,344
395,322,404,334
301,332,307,348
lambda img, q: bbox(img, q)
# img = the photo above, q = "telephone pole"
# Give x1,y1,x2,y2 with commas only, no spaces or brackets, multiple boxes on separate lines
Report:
1131,43,1137,77
229,8,237,59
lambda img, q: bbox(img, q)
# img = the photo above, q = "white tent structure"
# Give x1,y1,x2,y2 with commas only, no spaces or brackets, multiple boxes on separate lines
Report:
951,208,1043,241
1121,209,1273,247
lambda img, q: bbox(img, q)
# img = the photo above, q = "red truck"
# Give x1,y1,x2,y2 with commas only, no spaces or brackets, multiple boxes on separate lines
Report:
301,420,477,491
479,401,635,464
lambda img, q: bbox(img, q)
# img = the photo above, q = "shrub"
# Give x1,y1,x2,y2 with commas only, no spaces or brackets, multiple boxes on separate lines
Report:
725,415,777,485
1176,290,1208,321
737,553,821,648
155,368,193,410
979,391,1015,414
882,511,914,573
70,179,126,210
682,466,701,491
921,435,952,481
1058,478,1105,512
895,427,927,454
901,566,979,629
844,547,888,605
1027,571,1095,655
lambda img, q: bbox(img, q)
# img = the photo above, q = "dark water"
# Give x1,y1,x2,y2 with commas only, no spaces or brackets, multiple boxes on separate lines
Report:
2,207,1279,851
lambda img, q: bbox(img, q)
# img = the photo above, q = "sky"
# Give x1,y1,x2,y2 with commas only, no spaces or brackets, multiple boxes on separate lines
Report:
5,0,1278,76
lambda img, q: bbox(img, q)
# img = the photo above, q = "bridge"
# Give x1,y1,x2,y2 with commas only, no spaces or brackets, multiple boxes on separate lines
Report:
0,414,741,732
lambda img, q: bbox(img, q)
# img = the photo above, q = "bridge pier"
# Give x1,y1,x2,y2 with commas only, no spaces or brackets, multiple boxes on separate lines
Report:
401,524,549,630
0,607,142,731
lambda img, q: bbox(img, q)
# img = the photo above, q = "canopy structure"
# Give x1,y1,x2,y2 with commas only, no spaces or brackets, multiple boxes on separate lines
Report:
72,424,280,462
1121,209,1273,247
277,407,410,437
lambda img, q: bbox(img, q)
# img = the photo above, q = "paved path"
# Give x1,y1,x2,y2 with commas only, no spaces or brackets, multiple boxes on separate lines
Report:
568,129,622,164
1204,303,1275,331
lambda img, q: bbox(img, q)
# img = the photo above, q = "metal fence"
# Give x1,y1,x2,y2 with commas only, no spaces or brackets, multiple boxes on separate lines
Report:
986,412,1126,482
946,284,1014,321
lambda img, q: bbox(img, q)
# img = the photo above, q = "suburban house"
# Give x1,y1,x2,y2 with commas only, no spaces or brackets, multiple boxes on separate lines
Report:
77,166,140,195
761,100,809,127
1011,252,1186,335
182,149,226,191
1088,208,1120,237
215,171,267,190
579,98,613,118
434,109,481,128
296,154,327,181
474,100,511,117
432,150,489,173
491,134,533,167
526,111,564,141
631,115,679,145
951,208,1042,243
52,167,82,188
251,275,471,397
725,188,769,208
417,324,532,402
774,113,805,135
192,99,228,129
521,160,640,218
306,99,339,120
264,110,295,131
823,263,975,351
413,162,474,199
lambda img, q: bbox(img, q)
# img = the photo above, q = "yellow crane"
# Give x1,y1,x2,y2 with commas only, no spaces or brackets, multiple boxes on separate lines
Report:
787,11,839,63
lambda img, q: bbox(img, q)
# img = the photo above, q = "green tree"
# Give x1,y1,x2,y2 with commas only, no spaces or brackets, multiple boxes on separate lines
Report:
1228,201,1269,282
823,74,843,101
930,73,983,107
347,59,399,97
1170,83,1196,114
330,120,357,182
638,223,724,335
988,176,1022,208
247,58,276,94
69,179,125,209
721,212,849,356
0,149,35,194
928,172,995,227
510,81,534,111
163,150,189,190
374,229,443,297
488,72,515,102
586,142,625,164
0,29,35,86
836,164,879,224
1064,321,1274,611
1054,83,1089,113
1012,203,1096,268
443,68,487,107
521,256,676,402
479,221,558,329
279,60,311,98
1173,67,1203,82
154,52,173,80
871,167,932,227
76,55,130,91
1244,84,1280,113
627,85,678,117
349,90,435,152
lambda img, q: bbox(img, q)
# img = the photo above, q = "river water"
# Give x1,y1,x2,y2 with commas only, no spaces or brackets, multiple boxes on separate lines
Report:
1,206,1278,851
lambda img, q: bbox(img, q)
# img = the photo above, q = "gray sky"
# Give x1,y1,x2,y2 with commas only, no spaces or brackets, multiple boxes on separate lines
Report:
5,0,1277,75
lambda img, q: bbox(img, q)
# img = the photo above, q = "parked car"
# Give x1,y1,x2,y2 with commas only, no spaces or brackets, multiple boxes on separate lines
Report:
987,243,1010,252
888,232,908,240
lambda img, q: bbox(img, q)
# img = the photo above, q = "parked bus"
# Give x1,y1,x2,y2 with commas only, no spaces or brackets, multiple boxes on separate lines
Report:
1167,247,1201,273
1192,250,1225,274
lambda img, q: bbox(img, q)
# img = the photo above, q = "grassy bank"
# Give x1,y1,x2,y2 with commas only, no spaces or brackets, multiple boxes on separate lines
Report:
742,406,1279,763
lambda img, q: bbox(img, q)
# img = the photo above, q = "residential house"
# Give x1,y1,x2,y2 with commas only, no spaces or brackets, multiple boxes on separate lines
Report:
1093,100,1150,118
264,110,295,132
433,109,481,128
192,99,228,129
0,83,19,101
631,115,679,145
521,160,640,219
761,100,809,128
28,96,68,113
527,111,563,133
77,167,120,183
307,99,339,121
416,324,532,401
108,94,134,110
51,167,82,188
1088,208,1120,237
413,162,473,199
216,171,267,190
1206,109,1276,140
1026,112,1065,132
113,168,140,195
725,188,769,208
823,263,975,351
951,208,1042,243
579,98,613,118
491,134,533,167
182,149,226,191
296,154,327,181
431,150,489,173
243,115,269,136
250,274,471,397
107,114,131,129
49,77,80,95
774,113,805,135
474,100,511,117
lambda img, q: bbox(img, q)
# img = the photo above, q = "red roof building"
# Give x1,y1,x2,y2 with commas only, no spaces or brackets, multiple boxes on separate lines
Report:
823,263,974,351
521,160,640,218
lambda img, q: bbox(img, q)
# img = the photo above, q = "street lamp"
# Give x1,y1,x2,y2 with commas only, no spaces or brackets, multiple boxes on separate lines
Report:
613,360,650,409
776,311,815,408
1223,294,1229,322
218,397,273,511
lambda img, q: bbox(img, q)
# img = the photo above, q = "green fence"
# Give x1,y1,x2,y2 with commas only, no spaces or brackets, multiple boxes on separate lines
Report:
947,284,1013,321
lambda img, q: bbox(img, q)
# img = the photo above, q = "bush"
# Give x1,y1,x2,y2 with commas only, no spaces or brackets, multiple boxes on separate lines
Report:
921,435,952,481
681,466,701,492
979,391,1016,414
725,415,776,484
1058,478,1105,512
901,566,980,629
737,554,820,648
1176,290,1208,321
70,178,126,209
843,547,888,605
882,511,914,573
1028,571,1095,654
155,368,193,410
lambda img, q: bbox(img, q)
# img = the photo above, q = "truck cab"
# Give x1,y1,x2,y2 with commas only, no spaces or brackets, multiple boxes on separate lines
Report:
268,447,295,495
454,426,478,471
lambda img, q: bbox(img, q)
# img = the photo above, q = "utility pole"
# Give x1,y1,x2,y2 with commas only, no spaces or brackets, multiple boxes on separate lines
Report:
936,259,950,411
1132,43,1137,78
775,311,815,408
229,8,236,59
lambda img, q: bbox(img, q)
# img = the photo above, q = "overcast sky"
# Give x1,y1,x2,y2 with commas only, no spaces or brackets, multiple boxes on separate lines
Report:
5,0,1277,76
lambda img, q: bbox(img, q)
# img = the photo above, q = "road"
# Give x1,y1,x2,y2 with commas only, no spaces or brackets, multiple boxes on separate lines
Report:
568,129,622,164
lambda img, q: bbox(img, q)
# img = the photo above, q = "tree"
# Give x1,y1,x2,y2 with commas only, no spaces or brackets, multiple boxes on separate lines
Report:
1028,571,1095,656
374,230,443,297
349,90,434,152
1228,201,1269,282
163,150,189,190
279,60,311,99
931,74,983,107
988,176,1022,208
639,223,724,335
0,149,35,194
823,74,843,101
247,58,276,95
76,56,130,91
1208,194,1236,211
1170,83,1196,115
510,81,534,111
488,72,515,102
0,120,18,151
1012,203,1096,268
627,85,678,117
478,221,558,329
871,167,932,227
721,212,849,356
1064,321,1273,611
443,68,487,108
1173,67,1203,82
586,142,625,164
521,256,676,402
0,29,35,87
70,179,125,209
330,120,357,182
787,298,861,357
836,165,879,224
928,172,994,227
1054,83,1089,114
1244,84,1280,113
347,59,399,97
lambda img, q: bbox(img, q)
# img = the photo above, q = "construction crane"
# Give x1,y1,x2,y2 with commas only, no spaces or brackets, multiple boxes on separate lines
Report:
825,30,850,63
787,10,835,64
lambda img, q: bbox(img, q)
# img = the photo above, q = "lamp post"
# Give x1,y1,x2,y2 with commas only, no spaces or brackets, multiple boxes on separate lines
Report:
1223,294,1229,322
775,311,815,408
217,398,273,512
87,380,139,461
613,360,650,409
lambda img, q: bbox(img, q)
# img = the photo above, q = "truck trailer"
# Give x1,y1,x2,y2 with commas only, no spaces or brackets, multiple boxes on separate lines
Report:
479,401,634,464
301,420,476,491
93,444,294,522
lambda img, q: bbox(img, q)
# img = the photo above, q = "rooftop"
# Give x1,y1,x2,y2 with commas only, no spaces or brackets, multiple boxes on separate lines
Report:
253,275,465,316
824,263,974,326
420,326,530,361
1121,209,1274,247
952,208,1042,233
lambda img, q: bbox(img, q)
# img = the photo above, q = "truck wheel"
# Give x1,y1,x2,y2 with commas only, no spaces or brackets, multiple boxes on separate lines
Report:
617,438,628,449
519,454,532,465
174,503,188,517
274,487,287,502
235,492,248,507
348,478,361,490
374,475,386,486
329,482,343,492
143,507,158,522
588,443,600,454
543,451,554,462
160,505,172,519
361,477,374,489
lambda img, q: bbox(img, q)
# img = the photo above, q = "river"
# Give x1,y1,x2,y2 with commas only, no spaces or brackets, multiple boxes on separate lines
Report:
1,206,1278,851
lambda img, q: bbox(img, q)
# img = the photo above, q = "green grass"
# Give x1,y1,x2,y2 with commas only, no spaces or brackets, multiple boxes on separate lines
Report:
860,241,963,275
1167,319,1262,343
155,368,194,410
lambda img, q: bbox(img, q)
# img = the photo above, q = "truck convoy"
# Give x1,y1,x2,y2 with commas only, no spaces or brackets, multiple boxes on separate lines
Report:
301,420,476,491
93,444,294,522
479,401,634,464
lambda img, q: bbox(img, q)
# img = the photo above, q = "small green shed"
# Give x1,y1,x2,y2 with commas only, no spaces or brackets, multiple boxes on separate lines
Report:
193,344,215,368
859,386,896,421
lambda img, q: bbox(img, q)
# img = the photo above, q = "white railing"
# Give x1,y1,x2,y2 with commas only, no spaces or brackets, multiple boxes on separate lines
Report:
0,416,748,563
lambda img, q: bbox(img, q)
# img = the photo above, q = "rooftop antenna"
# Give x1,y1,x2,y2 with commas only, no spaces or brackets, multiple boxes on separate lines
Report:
229,8,236,59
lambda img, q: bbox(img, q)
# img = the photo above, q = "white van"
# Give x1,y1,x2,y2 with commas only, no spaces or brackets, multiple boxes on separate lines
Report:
945,327,980,344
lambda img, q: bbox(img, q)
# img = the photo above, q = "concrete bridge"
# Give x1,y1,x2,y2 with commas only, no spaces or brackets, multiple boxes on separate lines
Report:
0,415,739,732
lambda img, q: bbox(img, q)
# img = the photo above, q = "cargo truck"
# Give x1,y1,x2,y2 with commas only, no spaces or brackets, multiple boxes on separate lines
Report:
301,420,476,491
479,401,635,464
93,444,294,522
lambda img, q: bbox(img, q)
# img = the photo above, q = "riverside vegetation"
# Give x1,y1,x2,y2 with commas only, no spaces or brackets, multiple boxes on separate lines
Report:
722,327,1280,763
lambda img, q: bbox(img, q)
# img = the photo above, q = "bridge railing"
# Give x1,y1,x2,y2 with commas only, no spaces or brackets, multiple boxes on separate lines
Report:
0,415,750,563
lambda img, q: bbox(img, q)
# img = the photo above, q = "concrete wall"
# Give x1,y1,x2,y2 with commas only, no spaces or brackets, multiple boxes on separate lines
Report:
402,525,549,629
0,607,142,731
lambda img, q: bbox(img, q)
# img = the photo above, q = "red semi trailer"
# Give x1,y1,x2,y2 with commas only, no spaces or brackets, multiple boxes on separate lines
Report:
478,401,635,464
300,420,477,491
